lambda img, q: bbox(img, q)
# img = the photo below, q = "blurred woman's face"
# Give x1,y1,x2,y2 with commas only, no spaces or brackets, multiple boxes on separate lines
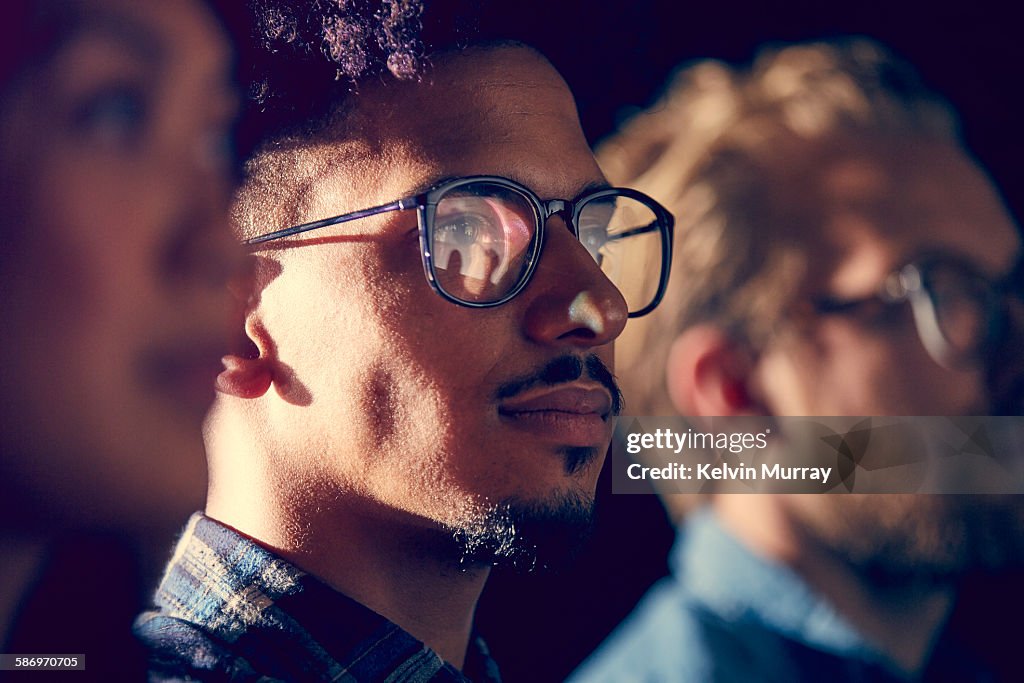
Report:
0,0,241,532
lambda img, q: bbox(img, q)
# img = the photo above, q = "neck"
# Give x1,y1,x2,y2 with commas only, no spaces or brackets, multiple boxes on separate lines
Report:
207,486,489,670
714,495,954,676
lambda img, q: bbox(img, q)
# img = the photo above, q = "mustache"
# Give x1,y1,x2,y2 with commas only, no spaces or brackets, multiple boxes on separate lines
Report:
495,355,623,416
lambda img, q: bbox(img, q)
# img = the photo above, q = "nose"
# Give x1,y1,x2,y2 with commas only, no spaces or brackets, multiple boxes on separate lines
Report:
988,295,1024,415
167,126,247,281
161,170,245,291
521,215,628,348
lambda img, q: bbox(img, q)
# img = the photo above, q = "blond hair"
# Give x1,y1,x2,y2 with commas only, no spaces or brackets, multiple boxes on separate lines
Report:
602,37,959,415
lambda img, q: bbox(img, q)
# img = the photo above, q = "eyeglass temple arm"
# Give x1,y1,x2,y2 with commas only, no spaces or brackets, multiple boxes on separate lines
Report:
606,221,661,242
243,198,416,246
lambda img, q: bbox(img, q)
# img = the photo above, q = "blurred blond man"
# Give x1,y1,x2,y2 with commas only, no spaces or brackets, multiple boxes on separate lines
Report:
572,38,1024,683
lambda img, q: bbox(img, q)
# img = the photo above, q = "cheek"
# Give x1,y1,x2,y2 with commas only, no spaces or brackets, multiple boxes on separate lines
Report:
1,241,206,529
339,248,509,465
801,328,913,414
0,131,229,524
833,324,986,413
267,246,458,440
796,324,985,415
48,185,165,384
364,234,511,388
271,238,538,508
758,328,891,415
12,150,198,441
32,145,167,310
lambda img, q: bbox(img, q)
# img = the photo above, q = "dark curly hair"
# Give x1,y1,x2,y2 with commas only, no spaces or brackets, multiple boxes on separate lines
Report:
229,0,482,156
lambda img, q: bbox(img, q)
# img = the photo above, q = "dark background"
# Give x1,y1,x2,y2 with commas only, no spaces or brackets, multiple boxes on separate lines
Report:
467,0,1023,220
468,2,1024,681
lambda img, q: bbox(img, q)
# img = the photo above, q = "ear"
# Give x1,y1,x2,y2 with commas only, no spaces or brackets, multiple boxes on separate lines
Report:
215,257,274,399
664,324,763,417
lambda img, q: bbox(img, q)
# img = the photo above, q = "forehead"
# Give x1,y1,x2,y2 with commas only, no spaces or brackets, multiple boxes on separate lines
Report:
63,0,229,69
315,46,602,210
771,134,1020,293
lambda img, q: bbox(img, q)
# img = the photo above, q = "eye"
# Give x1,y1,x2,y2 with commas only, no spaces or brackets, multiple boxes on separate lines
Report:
813,295,905,331
812,296,863,315
435,213,490,247
73,83,148,147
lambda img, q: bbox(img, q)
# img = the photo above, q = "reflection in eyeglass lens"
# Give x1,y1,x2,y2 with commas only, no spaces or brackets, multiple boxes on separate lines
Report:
430,183,667,313
579,196,663,314
925,265,993,359
433,185,535,301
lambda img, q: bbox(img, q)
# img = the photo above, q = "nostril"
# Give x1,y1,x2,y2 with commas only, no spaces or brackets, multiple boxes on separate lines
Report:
559,328,596,341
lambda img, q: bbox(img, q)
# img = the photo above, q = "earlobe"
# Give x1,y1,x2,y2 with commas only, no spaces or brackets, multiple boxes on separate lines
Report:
665,325,763,417
216,351,273,399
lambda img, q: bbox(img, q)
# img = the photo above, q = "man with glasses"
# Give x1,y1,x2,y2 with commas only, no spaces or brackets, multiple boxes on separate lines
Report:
573,38,1024,682
134,2,671,680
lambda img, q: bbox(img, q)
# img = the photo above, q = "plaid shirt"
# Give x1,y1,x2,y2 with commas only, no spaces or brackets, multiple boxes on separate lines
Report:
135,514,502,683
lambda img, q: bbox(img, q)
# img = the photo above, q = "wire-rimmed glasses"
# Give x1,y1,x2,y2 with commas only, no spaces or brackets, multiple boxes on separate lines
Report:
245,175,674,317
813,251,1023,368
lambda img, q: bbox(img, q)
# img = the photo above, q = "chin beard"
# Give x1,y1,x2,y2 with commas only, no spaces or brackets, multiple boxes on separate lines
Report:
806,495,1024,587
447,489,595,572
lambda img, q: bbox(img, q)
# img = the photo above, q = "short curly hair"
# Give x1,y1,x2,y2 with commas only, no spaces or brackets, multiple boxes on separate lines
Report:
231,0,483,157
600,37,960,415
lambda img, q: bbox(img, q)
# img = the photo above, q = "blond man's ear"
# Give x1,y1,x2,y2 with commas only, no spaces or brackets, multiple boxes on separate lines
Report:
665,324,765,417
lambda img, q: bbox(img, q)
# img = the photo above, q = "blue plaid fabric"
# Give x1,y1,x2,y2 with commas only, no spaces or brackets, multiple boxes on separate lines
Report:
135,514,502,683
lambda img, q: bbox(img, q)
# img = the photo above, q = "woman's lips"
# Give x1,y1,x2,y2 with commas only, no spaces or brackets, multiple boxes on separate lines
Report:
498,385,613,447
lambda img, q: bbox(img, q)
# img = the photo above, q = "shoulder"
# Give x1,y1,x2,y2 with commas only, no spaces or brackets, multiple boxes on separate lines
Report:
568,577,717,682
568,576,799,683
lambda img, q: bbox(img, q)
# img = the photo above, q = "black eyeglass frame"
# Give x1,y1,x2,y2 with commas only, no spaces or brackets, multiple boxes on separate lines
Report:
813,250,1024,369
244,175,674,318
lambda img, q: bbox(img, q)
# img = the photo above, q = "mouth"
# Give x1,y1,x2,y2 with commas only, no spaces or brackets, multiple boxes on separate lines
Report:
498,384,613,447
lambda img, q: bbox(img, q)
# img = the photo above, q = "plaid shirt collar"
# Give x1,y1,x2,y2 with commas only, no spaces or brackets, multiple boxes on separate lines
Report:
136,513,502,682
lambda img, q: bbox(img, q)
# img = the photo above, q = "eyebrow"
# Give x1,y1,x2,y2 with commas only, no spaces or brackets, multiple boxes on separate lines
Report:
63,9,236,103
577,179,614,197
406,175,613,200
407,175,459,198
64,10,166,67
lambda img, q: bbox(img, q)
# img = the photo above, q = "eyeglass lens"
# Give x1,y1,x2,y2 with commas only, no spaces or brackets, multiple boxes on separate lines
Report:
922,265,995,360
430,181,664,313
432,182,537,304
577,195,664,315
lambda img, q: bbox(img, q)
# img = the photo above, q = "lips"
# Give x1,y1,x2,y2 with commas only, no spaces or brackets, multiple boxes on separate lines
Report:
498,385,613,447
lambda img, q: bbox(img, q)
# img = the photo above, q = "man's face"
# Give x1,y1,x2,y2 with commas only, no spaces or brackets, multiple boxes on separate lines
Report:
239,46,626,563
749,133,1024,580
754,134,1020,416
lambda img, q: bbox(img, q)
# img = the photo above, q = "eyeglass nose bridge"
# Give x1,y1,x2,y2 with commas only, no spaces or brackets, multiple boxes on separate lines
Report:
538,199,578,236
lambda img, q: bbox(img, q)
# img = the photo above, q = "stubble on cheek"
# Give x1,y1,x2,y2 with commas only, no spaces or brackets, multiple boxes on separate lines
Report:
794,494,1024,584
361,363,403,448
352,357,463,514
